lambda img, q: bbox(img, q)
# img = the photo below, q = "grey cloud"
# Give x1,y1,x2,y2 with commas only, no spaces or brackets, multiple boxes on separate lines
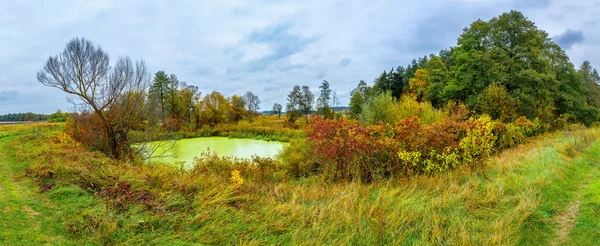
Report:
193,67,214,76
0,91,18,101
563,5,578,12
315,72,326,79
243,23,317,73
279,63,307,72
554,29,585,49
1,0,599,114
264,83,289,92
548,13,564,21
339,58,351,67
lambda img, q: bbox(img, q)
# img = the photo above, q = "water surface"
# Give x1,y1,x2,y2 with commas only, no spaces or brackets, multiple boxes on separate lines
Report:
144,137,287,167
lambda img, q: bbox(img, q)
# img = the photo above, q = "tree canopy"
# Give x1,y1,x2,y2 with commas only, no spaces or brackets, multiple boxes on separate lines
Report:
366,10,600,125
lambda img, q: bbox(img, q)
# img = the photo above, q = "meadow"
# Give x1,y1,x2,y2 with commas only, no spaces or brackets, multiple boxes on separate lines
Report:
1,122,599,245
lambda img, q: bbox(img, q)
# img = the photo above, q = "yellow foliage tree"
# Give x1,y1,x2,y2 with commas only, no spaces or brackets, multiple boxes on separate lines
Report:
409,69,428,101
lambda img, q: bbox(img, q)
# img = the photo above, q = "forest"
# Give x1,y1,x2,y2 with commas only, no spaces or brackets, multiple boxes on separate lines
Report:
1,10,600,245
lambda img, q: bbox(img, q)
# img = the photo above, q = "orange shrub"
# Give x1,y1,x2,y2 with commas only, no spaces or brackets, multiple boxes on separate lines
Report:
304,116,502,182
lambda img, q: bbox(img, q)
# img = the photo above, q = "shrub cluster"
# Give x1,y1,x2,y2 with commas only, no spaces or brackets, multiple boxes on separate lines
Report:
299,116,548,182
360,93,444,125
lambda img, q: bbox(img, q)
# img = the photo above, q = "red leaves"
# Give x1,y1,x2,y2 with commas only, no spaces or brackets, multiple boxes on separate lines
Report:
306,116,473,182
97,180,160,212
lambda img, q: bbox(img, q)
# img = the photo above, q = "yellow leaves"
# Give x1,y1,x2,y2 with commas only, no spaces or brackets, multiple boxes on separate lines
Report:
409,69,428,93
459,115,497,164
57,131,82,148
230,170,244,187
398,151,422,167
430,149,461,173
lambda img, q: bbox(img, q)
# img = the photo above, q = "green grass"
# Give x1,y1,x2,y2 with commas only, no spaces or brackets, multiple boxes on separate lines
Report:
1,123,599,245
564,160,600,245
0,133,77,245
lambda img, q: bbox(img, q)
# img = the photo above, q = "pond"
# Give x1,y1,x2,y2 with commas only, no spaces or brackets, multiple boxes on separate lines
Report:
142,137,288,167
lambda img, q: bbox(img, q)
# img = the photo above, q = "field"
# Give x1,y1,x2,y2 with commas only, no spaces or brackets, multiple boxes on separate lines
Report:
1,123,599,245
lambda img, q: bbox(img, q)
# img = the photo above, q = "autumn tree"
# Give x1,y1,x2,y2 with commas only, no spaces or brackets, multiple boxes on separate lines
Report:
37,37,150,159
180,83,200,125
197,91,229,126
408,69,428,101
229,95,246,122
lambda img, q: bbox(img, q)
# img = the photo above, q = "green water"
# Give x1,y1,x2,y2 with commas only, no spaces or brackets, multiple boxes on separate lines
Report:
143,137,287,166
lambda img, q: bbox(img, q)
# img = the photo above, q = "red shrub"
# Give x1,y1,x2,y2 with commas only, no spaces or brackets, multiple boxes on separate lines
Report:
305,115,498,182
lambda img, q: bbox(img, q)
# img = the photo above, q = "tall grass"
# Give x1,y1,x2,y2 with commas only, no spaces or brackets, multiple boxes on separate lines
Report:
3,123,599,244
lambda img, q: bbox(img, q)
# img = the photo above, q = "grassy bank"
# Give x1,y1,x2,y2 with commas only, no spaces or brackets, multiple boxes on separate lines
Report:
1,123,599,245
131,115,306,143
0,124,78,245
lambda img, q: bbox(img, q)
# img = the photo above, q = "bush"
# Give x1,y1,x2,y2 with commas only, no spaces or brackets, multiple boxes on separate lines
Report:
494,122,526,149
302,116,499,182
64,113,106,153
551,114,576,130
458,116,497,164
279,140,321,178
47,110,70,123
360,92,444,126
397,94,444,125
360,92,400,125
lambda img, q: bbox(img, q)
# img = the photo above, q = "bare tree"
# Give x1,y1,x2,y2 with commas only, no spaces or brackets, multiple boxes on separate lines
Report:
37,37,151,159
243,91,261,114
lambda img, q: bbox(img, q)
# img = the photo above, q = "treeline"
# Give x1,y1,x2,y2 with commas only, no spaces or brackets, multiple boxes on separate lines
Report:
0,110,72,123
349,11,600,126
144,71,264,131
146,71,346,131
37,11,600,161
0,112,48,122
284,11,600,182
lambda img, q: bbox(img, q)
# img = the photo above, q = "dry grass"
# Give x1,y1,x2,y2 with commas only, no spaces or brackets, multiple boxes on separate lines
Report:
2,123,599,244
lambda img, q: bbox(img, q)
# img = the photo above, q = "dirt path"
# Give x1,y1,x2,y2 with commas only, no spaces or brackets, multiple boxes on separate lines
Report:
551,162,598,246
0,138,70,245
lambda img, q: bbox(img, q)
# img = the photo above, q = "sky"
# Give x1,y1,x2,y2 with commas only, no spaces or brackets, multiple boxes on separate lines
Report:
1,0,599,114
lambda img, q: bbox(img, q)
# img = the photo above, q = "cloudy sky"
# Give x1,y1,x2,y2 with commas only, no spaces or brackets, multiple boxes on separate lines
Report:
1,0,599,114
